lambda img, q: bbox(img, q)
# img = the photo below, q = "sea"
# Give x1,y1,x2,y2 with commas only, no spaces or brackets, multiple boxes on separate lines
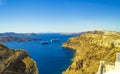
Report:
3,33,77,74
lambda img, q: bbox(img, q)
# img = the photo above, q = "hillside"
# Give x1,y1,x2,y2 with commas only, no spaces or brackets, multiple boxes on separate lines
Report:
0,44,38,74
62,30,120,74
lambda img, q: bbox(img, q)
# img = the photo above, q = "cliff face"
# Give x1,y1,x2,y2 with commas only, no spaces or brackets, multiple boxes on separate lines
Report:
62,30,120,74
0,44,38,74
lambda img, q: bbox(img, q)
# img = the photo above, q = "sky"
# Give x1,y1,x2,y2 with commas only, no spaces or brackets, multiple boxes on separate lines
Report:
0,0,120,33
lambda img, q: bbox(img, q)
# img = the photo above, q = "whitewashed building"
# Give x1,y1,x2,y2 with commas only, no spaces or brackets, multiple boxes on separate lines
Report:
96,53,120,74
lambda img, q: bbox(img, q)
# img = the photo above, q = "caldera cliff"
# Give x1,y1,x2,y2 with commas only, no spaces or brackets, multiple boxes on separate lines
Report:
0,44,38,74
62,30,120,74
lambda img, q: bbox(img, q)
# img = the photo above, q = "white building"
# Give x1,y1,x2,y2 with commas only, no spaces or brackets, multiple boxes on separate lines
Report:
96,53,120,74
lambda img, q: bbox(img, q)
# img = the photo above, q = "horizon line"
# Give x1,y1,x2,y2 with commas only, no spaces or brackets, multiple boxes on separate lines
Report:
0,29,118,33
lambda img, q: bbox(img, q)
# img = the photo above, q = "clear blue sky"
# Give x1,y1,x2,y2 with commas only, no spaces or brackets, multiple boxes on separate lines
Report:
0,0,120,33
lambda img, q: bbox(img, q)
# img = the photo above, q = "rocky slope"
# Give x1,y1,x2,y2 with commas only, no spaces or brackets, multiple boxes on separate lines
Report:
0,44,38,74
62,30,120,74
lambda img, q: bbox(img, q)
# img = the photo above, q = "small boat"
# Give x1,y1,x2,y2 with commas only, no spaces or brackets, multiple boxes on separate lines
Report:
51,39,60,42
40,41,49,44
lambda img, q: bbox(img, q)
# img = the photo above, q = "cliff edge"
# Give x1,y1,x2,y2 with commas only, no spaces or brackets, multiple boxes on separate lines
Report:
0,44,38,74
62,30,120,74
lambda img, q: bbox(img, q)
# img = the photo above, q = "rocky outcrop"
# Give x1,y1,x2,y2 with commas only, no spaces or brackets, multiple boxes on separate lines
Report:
0,44,38,74
62,30,120,74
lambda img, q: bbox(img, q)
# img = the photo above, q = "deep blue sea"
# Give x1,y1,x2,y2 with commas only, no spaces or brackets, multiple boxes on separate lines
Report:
3,33,76,74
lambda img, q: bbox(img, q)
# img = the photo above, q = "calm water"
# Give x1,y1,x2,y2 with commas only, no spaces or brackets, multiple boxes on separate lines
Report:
3,33,76,74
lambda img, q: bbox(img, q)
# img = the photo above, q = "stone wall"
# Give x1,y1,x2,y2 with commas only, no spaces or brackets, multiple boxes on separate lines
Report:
96,61,115,74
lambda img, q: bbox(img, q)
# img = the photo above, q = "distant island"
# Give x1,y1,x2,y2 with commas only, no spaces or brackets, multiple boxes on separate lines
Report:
0,32,80,42
0,36,40,42
62,30,120,74
0,32,39,38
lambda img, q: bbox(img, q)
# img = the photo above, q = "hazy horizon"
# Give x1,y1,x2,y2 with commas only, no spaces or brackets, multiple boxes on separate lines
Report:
0,0,120,33
0,29,118,33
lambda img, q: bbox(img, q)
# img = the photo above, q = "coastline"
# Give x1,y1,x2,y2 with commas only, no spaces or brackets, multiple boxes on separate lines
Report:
61,46,76,74
62,30,120,74
3,33,76,74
